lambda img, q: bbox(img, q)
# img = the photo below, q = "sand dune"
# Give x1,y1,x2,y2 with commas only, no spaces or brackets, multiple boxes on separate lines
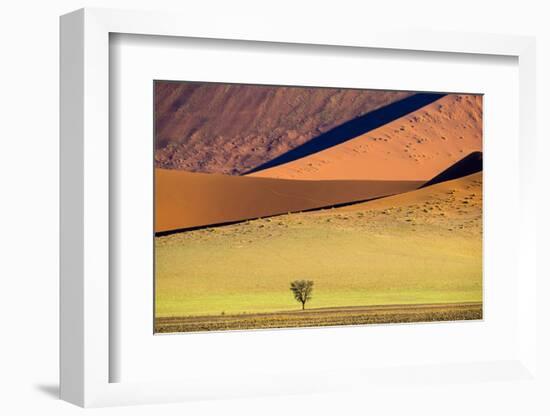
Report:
421,151,482,188
248,94,482,181
155,168,423,233
244,93,445,175
335,171,482,223
155,82,412,175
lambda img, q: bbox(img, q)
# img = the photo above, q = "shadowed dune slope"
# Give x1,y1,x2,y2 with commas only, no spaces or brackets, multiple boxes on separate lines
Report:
249,94,482,181
245,93,445,174
155,82,412,175
421,151,482,188
155,168,423,233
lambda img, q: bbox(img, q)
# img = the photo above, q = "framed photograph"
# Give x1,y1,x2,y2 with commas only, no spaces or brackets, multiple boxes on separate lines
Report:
153,81,483,334
60,8,539,408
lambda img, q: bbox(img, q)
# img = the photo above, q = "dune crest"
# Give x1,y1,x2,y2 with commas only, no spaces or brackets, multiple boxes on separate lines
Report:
248,94,482,181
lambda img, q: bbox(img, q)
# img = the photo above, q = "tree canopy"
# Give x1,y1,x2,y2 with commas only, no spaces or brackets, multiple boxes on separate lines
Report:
290,280,314,310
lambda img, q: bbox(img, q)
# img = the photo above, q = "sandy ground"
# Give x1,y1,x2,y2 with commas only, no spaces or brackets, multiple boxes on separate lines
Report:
249,94,482,180
155,168,423,233
337,171,482,225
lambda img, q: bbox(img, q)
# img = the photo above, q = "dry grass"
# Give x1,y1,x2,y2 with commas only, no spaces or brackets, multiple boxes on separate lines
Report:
155,302,482,333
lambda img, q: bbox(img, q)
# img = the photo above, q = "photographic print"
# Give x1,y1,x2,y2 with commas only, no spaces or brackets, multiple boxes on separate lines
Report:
154,82,482,333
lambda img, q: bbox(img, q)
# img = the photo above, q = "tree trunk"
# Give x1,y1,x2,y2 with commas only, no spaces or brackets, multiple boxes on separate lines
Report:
302,302,305,310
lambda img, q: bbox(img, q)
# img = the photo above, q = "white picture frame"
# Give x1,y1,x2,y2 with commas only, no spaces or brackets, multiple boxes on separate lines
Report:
60,7,539,408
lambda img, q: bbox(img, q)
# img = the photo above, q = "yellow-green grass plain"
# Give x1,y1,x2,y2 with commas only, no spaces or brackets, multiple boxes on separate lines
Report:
155,172,482,325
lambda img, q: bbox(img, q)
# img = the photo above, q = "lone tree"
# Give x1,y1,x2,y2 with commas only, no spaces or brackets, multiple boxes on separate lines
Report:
290,280,314,310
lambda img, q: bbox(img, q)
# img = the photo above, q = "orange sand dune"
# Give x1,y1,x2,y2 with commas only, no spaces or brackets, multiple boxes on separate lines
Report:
155,82,412,175
155,169,423,233
336,171,482,217
249,94,482,181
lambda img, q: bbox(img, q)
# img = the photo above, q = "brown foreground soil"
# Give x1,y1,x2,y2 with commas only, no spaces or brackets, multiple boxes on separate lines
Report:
155,302,482,333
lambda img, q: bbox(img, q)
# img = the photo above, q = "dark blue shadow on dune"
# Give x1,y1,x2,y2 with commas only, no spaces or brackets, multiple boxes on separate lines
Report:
421,151,482,188
245,92,446,174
